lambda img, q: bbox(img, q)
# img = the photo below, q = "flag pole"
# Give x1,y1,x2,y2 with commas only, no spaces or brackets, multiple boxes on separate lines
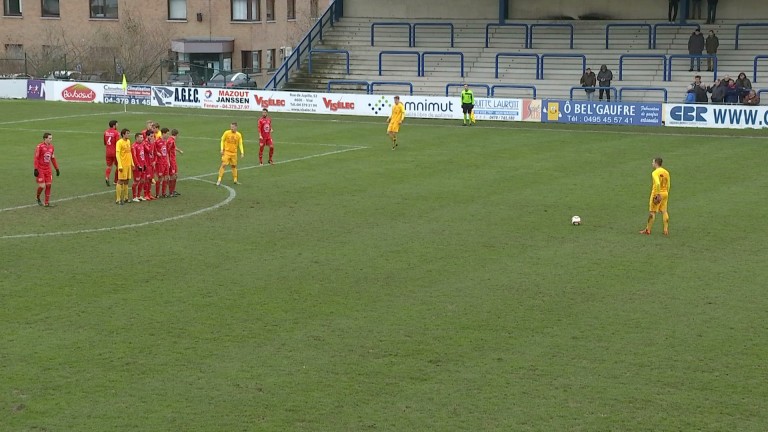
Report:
121,73,128,113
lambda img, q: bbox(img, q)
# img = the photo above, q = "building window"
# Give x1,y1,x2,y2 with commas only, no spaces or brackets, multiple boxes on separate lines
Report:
266,0,274,21
310,0,318,19
267,48,276,70
241,50,261,73
168,0,186,20
41,0,58,16
287,0,295,20
4,0,22,16
5,43,23,59
90,0,118,19
231,0,259,21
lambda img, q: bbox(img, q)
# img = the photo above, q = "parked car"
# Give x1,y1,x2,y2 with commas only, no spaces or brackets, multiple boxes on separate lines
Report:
165,72,204,86
45,70,81,80
205,72,257,89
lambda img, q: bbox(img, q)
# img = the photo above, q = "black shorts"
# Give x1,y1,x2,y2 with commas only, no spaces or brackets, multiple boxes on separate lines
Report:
462,103,474,114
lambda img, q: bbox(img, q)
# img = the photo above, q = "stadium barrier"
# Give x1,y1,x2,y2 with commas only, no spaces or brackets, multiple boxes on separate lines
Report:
371,22,413,47
735,23,768,50
2,79,765,130
605,23,652,50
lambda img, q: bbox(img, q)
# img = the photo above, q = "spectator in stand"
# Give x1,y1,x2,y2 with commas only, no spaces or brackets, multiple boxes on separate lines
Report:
743,90,760,106
668,0,680,21
705,30,719,72
688,28,705,72
691,75,709,103
735,72,752,103
689,0,703,19
580,68,597,101
707,78,726,104
724,79,740,104
597,64,613,102
684,85,696,104
706,0,719,24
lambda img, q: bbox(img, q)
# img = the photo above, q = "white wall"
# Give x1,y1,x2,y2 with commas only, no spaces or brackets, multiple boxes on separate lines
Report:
345,0,498,19
344,0,768,21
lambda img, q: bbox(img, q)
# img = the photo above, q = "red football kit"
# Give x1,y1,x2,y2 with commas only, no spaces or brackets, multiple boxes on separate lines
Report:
34,142,58,183
154,138,170,177
104,128,119,162
167,136,178,175
258,116,274,164
33,141,59,205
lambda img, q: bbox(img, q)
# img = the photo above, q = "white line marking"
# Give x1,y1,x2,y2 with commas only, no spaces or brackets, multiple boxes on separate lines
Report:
0,146,367,238
0,126,364,147
0,111,125,126
0,179,235,239
0,147,365,213
118,109,768,140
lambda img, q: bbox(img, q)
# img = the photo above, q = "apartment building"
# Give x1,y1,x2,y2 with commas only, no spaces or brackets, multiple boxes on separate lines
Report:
1,0,321,82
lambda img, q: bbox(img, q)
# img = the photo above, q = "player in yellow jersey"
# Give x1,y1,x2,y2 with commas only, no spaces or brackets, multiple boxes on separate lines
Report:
640,157,671,236
387,96,405,150
115,128,134,205
217,122,244,186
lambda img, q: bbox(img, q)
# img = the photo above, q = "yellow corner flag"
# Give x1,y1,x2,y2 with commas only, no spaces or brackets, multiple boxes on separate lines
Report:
121,74,127,91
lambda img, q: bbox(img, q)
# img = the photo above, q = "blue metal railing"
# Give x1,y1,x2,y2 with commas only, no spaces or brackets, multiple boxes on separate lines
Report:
421,51,464,77
735,23,768,49
606,23,652,49
326,80,370,93
485,23,529,48
540,54,586,79
412,22,455,48
667,54,717,81
569,86,618,101
753,55,768,82
371,22,413,47
490,84,537,99
758,89,768,100
265,0,338,89
370,81,414,95
618,86,669,102
618,54,667,81
529,23,574,49
445,83,491,97
308,49,350,74
652,23,699,49
378,51,421,76
495,53,540,79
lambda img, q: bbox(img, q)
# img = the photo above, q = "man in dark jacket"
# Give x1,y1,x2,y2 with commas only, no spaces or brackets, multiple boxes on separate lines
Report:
691,75,709,103
597,64,613,102
668,0,680,21
708,78,726,104
688,28,705,72
580,68,597,101
705,30,719,72
706,0,719,24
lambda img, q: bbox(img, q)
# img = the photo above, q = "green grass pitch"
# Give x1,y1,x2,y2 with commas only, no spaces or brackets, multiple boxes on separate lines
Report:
1,99,768,431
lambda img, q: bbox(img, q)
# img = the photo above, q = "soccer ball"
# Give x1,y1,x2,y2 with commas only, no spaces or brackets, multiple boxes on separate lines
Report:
571,216,581,226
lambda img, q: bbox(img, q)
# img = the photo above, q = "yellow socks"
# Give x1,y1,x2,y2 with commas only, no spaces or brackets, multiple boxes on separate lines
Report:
646,213,656,232
232,167,238,182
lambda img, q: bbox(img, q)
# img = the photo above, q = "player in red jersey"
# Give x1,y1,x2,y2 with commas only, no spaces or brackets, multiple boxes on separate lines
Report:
141,119,154,140
131,133,146,202
33,132,60,207
166,128,183,197
155,128,171,198
104,119,120,186
143,133,157,200
258,108,274,165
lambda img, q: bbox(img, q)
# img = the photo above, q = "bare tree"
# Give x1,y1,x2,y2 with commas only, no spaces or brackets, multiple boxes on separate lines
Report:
90,9,172,83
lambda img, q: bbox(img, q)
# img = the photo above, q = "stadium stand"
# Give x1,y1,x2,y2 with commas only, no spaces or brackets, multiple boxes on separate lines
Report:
275,17,768,103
